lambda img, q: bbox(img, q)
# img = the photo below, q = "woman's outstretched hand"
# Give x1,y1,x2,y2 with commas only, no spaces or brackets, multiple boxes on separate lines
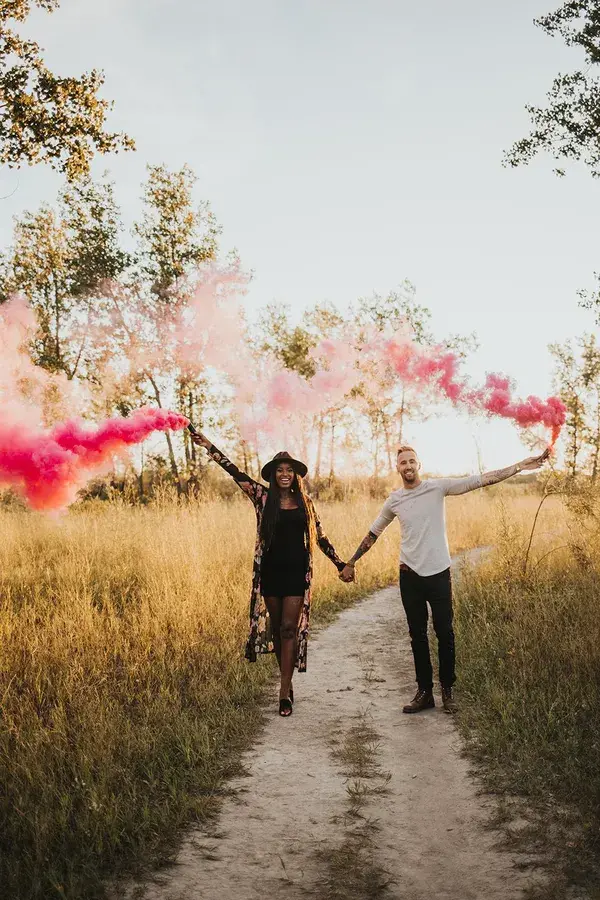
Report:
339,563,356,583
189,431,211,450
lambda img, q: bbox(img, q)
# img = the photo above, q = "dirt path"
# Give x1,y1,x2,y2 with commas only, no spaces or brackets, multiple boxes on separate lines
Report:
135,556,542,900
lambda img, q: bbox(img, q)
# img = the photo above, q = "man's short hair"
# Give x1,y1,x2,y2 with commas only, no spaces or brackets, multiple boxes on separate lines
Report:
397,445,417,457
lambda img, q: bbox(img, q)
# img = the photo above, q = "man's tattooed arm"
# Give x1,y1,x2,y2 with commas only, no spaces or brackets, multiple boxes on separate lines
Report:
349,531,379,563
339,531,379,581
481,449,549,487
481,463,521,487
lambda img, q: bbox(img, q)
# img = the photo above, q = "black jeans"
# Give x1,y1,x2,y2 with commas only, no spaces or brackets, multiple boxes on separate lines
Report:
399,566,455,691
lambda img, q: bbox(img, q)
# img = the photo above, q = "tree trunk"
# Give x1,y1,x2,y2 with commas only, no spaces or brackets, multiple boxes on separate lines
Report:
165,432,182,493
372,420,380,478
569,401,581,478
149,375,182,492
300,416,309,472
54,279,61,369
328,414,336,484
188,391,196,464
397,387,406,445
592,396,600,481
383,419,393,474
314,414,325,480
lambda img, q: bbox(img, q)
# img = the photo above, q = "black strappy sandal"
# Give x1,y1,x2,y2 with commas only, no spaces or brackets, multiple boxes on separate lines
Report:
279,698,293,717
289,686,294,705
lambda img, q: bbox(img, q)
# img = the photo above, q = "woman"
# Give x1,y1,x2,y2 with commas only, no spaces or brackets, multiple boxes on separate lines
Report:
189,430,350,717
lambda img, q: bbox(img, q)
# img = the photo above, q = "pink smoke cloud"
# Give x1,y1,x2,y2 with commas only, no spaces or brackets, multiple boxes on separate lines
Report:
175,262,249,376
0,407,189,510
0,294,89,425
222,319,566,455
2,273,566,507
226,335,360,451
310,336,360,404
377,332,566,446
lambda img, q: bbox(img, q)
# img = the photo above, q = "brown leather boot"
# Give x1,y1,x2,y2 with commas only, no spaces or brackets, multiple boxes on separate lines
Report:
441,685,458,714
402,688,435,714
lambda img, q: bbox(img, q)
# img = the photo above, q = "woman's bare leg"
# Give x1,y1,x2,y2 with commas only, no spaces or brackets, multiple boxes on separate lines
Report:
263,596,282,669
279,595,304,701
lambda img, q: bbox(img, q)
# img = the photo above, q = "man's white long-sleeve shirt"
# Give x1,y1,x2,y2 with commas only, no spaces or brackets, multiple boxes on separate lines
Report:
368,476,483,577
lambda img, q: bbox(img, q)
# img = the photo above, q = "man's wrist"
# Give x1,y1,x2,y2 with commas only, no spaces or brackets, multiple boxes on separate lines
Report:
347,561,356,567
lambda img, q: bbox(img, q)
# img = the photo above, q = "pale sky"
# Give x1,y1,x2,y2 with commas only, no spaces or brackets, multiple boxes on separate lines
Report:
2,1,598,474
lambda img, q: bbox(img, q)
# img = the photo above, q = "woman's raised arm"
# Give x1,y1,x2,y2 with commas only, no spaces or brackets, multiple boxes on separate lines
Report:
189,428,265,505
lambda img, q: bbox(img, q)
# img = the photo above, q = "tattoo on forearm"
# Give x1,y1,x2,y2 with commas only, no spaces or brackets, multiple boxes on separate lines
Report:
349,532,378,564
481,463,519,487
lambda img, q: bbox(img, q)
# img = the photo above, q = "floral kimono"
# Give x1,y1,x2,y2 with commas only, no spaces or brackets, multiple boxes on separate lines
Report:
206,442,345,672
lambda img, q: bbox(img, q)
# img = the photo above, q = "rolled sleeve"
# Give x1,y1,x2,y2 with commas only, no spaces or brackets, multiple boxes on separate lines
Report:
441,475,483,496
368,497,396,536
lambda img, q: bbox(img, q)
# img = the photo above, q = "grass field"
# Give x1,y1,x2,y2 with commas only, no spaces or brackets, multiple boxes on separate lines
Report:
453,487,600,898
0,482,595,898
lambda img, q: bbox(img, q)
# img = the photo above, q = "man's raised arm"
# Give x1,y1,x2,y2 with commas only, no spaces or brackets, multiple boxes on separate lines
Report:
481,448,550,487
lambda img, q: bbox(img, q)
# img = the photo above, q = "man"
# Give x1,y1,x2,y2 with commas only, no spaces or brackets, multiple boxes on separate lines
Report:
340,445,549,714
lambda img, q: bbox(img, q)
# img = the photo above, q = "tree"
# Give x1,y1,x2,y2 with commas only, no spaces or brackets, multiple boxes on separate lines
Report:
0,176,129,378
134,164,220,299
581,333,600,478
0,0,134,179
507,5,600,322
303,302,348,481
253,300,353,480
504,2,600,177
1,205,70,373
356,284,434,457
125,165,222,489
354,284,478,474
255,302,318,378
61,177,131,298
550,339,588,476
252,302,317,468
0,165,226,491
548,335,600,478
357,280,433,341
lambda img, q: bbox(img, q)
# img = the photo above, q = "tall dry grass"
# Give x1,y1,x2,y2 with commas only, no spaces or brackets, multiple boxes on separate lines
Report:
454,487,600,895
0,485,538,898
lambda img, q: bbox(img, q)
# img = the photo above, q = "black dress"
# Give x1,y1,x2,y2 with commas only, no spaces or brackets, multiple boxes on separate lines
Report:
260,506,308,597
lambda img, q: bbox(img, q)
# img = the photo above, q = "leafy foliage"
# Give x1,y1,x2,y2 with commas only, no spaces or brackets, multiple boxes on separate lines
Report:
134,164,220,298
505,1,600,177
255,302,318,378
549,334,600,477
0,0,134,178
0,176,129,377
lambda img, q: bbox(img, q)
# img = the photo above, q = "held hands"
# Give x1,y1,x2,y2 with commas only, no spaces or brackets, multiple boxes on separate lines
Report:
339,563,356,583
519,448,551,472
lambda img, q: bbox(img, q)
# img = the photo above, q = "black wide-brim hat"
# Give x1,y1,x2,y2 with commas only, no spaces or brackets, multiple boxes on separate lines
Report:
261,450,308,482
